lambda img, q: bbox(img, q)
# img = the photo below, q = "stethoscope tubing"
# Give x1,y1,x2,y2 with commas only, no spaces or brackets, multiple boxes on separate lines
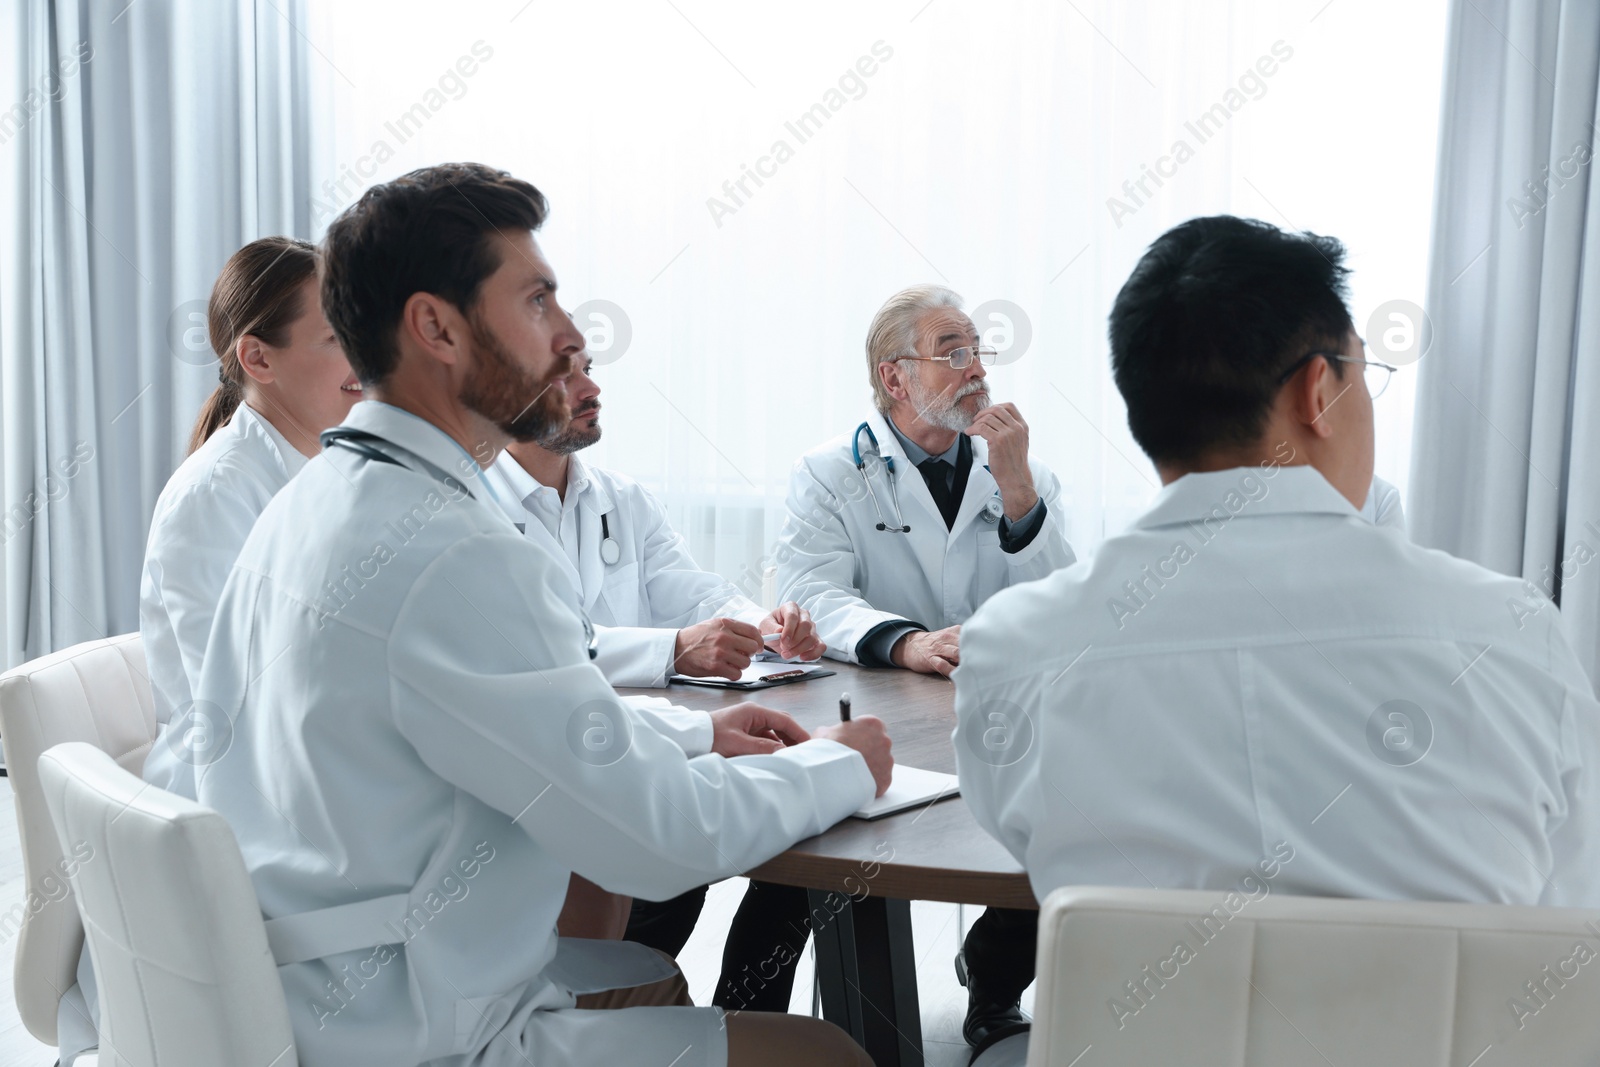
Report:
852,420,1003,532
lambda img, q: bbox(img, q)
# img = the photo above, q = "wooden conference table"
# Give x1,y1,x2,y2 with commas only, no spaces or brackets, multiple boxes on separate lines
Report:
624,663,1036,1067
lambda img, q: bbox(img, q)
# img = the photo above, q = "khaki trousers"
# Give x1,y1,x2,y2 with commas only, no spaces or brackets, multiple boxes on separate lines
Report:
576,950,874,1067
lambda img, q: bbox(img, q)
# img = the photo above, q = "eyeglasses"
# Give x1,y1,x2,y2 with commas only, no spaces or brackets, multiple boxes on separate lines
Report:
890,345,998,370
1277,339,1398,400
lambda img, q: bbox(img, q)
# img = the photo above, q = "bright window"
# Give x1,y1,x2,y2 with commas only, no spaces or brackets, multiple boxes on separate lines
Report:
304,0,1447,590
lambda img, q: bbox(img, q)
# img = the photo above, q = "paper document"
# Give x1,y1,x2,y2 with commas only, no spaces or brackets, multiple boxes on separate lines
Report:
851,764,960,820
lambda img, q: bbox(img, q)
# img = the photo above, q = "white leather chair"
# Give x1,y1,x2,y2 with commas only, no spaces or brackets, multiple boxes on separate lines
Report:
0,633,155,1057
983,885,1600,1067
37,741,298,1067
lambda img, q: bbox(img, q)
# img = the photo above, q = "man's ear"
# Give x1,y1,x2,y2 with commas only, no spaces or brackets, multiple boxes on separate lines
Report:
236,335,273,386
1290,356,1337,440
878,359,910,403
401,292,467,369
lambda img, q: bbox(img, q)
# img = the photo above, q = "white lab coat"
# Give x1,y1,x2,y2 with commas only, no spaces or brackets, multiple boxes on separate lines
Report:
1363,474,1405,531
149,401,873,1067
955,464,1600,910
484,452,764,687
139,403,306,724
775,409,1076,661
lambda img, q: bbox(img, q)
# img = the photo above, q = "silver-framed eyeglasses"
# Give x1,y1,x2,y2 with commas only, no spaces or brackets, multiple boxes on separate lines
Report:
1278,338,1398,399
890,345,998,371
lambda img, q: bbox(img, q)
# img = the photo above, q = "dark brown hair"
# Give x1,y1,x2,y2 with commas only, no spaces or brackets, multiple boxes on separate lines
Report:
186,237,320,454
320,163,548,386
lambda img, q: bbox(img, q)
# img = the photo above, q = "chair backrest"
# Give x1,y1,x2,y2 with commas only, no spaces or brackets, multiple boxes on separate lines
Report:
37,742,298,1067
1029,886,1600,1066
0,632,154,1043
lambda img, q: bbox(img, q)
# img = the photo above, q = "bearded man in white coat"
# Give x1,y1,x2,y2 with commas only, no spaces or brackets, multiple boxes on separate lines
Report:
486,356,824,691
774,284,1078,1051
486,358,827,1010
775,285,1075,680
173,163,890,1067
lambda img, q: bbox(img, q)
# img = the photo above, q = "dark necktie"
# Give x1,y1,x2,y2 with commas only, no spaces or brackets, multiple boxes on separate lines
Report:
918,457,960,529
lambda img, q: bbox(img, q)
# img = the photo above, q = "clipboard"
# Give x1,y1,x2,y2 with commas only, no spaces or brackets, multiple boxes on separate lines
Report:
670,661,836,691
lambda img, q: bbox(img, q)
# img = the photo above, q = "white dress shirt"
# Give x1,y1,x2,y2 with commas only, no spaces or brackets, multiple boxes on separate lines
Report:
955,463,1600,910
485,451,765,687
139,402,306,724
144,401,873,1067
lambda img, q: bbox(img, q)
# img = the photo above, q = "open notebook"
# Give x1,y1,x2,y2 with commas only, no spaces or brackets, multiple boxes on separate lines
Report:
851,764,961,820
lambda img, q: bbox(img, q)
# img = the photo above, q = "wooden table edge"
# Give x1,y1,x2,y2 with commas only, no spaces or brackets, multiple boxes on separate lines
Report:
747,854,1040,911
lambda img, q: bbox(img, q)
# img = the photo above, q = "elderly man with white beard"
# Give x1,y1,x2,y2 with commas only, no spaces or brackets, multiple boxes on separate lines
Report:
773,283,1077,1055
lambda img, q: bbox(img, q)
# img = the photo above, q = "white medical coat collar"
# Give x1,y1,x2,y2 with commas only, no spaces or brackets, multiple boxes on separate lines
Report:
1135,463,1361,531
234,402,308,479
493,449,613,515
335,400,501,500
886,413,962,467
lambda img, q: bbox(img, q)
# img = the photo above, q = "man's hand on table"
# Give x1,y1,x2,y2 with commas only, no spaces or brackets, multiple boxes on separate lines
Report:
675,617,765,680
710,703,810,756
891,625,960,677
708,702,895,797
757,601,826,661
815,716,894,797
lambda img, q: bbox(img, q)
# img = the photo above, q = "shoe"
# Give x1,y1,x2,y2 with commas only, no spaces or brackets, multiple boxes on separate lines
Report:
963,995,1029,1052
967,1017,1030,1065
955,948,1031,1054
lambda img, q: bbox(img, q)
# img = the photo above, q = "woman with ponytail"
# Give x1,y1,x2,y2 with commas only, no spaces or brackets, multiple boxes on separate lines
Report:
140,236,363,735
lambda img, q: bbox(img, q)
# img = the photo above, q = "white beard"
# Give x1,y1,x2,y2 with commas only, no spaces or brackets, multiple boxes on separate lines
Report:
909,371,990,432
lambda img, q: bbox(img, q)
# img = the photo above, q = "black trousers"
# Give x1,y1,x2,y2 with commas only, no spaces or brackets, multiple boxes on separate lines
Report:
963,906,1038,1005
626,879,813,1012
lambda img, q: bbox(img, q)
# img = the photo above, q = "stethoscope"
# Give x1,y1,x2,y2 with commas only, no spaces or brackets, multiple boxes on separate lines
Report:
598,512,621,565
320,428,477,501
852,421,1005,534
320,427,599,659
506,495,622,568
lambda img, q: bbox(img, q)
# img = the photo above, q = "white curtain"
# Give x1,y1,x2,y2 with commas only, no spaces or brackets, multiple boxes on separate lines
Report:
1410,0,1600,682
303,0,1445,604
0,0,312,669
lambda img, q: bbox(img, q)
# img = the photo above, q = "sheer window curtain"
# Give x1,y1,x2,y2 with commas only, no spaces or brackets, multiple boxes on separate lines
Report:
303,0,1443,602
1409,0,1600,683
0,0,312,669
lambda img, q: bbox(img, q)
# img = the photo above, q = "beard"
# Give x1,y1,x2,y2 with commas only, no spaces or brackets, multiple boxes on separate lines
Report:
543,404,603,455
908,367,991,432
459,313,572,443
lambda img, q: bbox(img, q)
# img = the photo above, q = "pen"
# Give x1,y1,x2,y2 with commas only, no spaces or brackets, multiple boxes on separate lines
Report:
839,692,851,722
761,632,782,647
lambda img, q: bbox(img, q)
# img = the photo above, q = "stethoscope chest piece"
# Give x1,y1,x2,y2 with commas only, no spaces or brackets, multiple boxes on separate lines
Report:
599,512,622,565
982,496,1004,523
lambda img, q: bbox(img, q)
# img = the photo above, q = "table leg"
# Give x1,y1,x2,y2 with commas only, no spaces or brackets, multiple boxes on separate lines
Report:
807,889,924,1067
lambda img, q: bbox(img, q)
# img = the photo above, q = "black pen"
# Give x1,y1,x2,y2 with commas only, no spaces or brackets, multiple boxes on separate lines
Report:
839,692,851,722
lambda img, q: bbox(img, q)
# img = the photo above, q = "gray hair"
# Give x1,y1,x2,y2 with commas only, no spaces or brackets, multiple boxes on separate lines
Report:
865,284,964,414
